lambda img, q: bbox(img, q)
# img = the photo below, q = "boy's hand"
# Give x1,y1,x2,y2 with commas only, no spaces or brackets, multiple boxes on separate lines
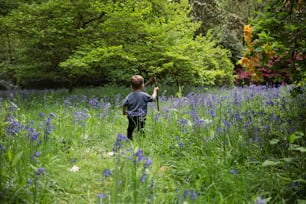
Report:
152,86,159,100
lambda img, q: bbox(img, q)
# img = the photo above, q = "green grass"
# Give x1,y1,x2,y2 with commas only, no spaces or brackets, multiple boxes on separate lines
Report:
0,86,305,203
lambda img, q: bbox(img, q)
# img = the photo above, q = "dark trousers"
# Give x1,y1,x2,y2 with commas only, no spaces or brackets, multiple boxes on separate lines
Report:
127,116,146,140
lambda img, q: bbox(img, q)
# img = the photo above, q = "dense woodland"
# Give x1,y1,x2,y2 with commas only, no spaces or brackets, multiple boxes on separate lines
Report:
0,0,305,89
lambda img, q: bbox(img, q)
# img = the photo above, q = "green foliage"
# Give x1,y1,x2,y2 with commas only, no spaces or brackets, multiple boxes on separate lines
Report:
0,0,234,89
246,0,305,88
61,1,234,87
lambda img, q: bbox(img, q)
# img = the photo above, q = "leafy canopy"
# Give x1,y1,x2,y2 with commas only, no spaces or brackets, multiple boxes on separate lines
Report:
0,0,234,88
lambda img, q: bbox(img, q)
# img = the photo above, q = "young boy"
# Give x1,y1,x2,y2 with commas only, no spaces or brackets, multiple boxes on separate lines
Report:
123,75,159,140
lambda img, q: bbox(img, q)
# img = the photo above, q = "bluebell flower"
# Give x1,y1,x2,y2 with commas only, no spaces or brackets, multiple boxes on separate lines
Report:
177,118,187,128
74,109,89,124
30,131,40,142
103,169,112,178
88,97,99,109
222,119,231,129
230,169,239,175
116,133,128,142
190,190,199,201
36,167,45,176
183,189,199,201
26,178,33,188
113,133,129,152
34,151,41,157
210,109,216,117
97,193,106,199
144,158,152,168
63,99,72,106
135,149,145,161
41,117,54,142
154,113,160,122
255,196,265,204
7,116,22,135
39,112,45,118
183,189,191,199
141,172,147,183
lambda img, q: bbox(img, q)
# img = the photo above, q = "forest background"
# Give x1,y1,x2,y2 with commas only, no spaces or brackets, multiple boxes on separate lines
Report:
0,0,305,90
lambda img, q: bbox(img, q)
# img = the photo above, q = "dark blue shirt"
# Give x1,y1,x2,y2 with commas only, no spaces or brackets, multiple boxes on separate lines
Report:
123,91,153,116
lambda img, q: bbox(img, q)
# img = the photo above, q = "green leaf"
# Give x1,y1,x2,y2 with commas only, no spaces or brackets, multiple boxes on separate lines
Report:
289,132,304,144
262,160,281,167
7,149,13,163
12,151,23,167
289,146,306,153
283,157,294,163
269,138,280,145
290,134,296,144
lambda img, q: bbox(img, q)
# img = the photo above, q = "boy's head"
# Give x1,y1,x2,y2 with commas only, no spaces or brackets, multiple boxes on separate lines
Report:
131,75,144,90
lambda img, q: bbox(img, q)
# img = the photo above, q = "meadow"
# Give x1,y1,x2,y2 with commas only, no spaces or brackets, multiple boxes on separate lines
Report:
0,85,305,204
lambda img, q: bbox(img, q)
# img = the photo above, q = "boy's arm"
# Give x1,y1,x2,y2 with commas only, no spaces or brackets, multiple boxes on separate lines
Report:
152,87,159,100
123,106,127,115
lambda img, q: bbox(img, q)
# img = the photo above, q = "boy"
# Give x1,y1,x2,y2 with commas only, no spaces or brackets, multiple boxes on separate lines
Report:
123,75,159,140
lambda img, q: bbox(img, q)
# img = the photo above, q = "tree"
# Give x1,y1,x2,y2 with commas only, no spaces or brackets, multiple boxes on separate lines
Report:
1,0,235,89
238,0,305,88
189,0,262,63
60,0,234,87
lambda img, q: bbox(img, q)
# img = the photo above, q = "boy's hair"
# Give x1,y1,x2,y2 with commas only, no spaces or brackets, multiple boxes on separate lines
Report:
131,75,144,90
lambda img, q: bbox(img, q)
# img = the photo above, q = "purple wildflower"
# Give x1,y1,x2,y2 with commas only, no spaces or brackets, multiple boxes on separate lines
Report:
141,172,147,183
103,169,112,178
222,119,231,129
97,193,106,199
183,189,191,199
26,178,33,188
34,151,41,157
30,131,40,142
7,116,22,135
230,169,239,175
39,112,45,118
183,189,199,201
190,191,199,201
177,118,188,128
255,196,265,204
154,113,160,122
210,109,216,117
36,167,45,176
135,149,145,161
88,97,99,109
113,133,129,152
63,99,71,106
144,158,152,168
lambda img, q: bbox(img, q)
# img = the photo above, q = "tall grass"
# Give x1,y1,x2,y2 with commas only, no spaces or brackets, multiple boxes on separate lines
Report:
0,85,305,203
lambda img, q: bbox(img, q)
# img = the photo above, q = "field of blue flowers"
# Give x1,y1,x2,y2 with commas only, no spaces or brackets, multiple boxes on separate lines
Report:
0,85,305,204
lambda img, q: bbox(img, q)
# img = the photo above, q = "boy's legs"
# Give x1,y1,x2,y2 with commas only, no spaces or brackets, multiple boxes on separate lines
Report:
127,117,136,140
137,117,146,135
127,116,146,140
